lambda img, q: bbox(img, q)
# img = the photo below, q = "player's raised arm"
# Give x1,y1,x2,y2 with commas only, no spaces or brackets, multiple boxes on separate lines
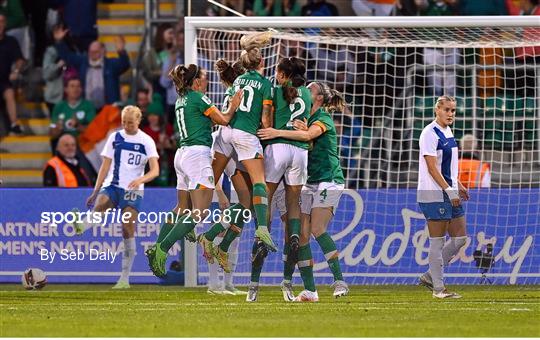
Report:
207,90,243,125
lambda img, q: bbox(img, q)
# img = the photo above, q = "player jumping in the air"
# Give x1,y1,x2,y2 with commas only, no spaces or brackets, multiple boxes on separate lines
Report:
146,64,242,278
417,95,469,299
249,56,315,302
198,32,278,302
258,82,350,301
198,59,256,277
74,105,159,289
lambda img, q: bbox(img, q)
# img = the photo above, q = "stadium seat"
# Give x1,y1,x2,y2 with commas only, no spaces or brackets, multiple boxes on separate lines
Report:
478,96,506,149
455,96,474,118
414,96,436,118
413,118,433,141
452,118,474,141
524,97,537,146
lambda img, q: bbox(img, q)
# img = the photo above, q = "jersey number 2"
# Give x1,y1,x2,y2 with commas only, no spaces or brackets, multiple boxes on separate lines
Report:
287,96,306,127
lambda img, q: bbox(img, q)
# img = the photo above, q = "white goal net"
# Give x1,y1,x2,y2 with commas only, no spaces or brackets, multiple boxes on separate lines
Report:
186,17,540,286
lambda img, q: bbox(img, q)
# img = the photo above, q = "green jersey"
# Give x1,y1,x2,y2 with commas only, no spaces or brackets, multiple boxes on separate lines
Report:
51,99,96,137
307,108,345,184
229,70,273,135
266,85,311,150
221,86,235,112
174,90,216,148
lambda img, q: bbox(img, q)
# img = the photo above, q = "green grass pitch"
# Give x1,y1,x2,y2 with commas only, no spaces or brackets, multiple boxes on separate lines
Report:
1,284,539,337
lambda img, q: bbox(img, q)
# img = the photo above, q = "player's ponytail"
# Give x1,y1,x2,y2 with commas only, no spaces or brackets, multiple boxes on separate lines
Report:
290,57,306,87
232,60,246,78
325,89,346,114
239,31,272,70
215,59,245,88
277,57,306,104
169,64,200,96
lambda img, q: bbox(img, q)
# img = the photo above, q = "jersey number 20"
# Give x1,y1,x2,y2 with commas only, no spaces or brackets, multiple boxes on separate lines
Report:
127,153,141,165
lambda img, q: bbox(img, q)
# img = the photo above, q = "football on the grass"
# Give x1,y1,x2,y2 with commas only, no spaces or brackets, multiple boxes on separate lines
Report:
21,268,47,290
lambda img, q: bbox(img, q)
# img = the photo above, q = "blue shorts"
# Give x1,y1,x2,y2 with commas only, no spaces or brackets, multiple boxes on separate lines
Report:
100,185,142,211
418,196,465,221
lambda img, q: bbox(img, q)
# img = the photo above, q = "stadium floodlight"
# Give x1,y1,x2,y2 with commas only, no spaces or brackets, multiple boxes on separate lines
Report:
183,16,540,287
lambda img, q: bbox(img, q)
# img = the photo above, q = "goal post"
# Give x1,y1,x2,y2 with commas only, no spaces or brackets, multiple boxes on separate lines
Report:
183,16,540,287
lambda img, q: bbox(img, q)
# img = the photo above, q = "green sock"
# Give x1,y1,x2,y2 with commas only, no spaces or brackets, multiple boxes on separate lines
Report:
218,206,247,252
283,242,294,281
252,183,268,229
156,211,177,243
298,244,316,292
159,215,195,253
205,203,244,241
288,218,301,237
250,240,264,283
316,232,343,281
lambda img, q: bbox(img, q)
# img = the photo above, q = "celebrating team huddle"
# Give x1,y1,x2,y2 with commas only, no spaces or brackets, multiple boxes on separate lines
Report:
144,31,349,302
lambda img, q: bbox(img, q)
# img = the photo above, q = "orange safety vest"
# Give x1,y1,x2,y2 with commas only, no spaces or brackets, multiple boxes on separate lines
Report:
458,159,490,189
45,156,79,187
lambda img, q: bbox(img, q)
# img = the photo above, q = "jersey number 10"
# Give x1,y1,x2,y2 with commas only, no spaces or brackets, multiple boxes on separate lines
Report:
235,85,255,112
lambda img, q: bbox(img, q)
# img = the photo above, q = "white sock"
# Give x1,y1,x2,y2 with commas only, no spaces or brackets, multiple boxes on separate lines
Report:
424,236,468,282
79,210,108,234
428,237,445,292
224,237,239,288
119,238,136,283
443,236,467,265
209,236,224,290
208,262,221,290
214,236,223,246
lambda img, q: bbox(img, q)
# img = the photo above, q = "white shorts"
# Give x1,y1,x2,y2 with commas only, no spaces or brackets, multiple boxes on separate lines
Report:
213,127,247,177
301,181,344,214
214,125,263,162
264,143,308,186
271,181,287,217
174,145,215,191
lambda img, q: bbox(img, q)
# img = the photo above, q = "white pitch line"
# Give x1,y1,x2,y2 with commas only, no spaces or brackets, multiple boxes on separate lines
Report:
2,301,538,307
1,305,535,313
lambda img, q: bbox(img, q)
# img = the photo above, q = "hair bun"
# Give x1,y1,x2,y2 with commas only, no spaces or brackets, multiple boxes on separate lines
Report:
215,59,231,73
240,31,272,51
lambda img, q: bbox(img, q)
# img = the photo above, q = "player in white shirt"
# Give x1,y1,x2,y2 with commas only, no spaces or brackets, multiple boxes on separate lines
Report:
417,95,470,299
76,105,160,289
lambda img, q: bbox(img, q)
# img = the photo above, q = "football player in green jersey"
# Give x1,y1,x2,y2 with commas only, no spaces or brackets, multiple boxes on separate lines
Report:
146,64,243,278
250,57,314,302
258,82,350,301
198,32,278,302
198,59,253,273
201,59,254,295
